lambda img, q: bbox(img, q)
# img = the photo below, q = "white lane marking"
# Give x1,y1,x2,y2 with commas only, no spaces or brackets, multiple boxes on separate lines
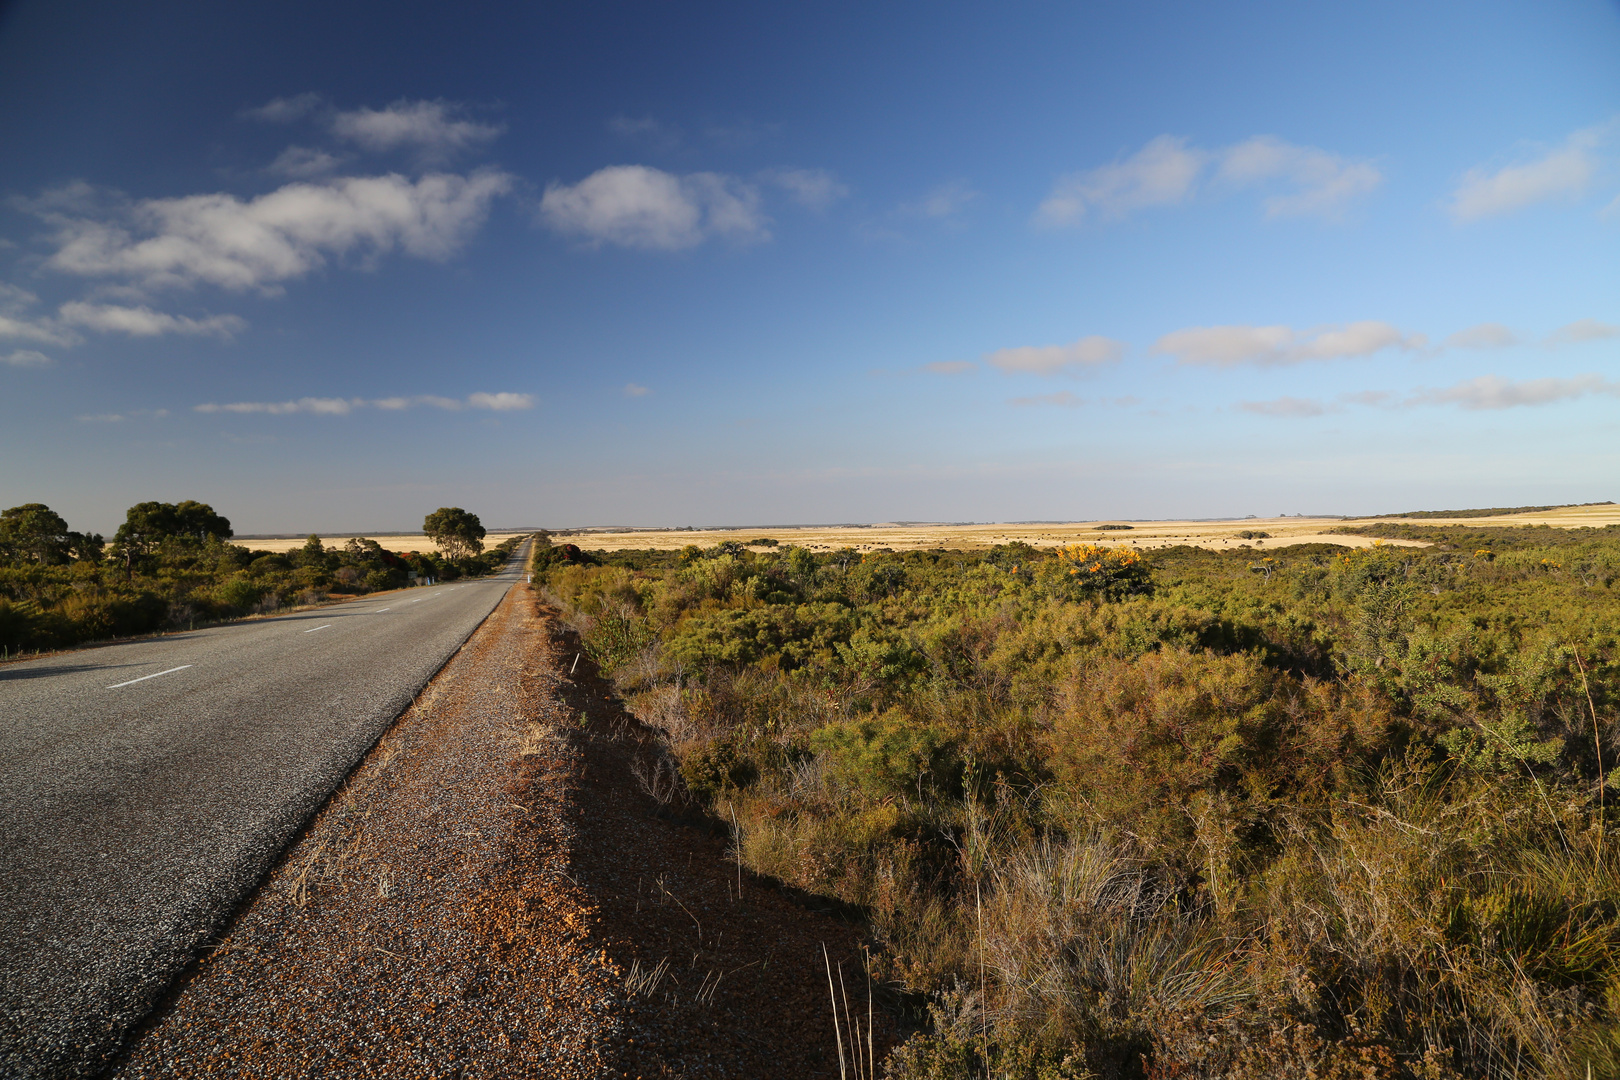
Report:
375,608,390,613
108,665,192,689
304,624,332,633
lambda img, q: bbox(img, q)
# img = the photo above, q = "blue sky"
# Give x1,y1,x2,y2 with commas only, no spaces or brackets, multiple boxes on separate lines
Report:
2,1,1618,534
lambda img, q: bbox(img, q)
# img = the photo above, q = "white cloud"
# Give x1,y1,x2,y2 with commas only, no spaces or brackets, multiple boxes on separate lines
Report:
1548,318,1620,345
57,302,246,338
0,313,73,346
35,170,513,292
0,283,38,308
921,361,974,375
0,284,76,346
3,349,52,367
766,168,850,210
196,397,354,415
1448,126,1605,220
1009,391,1084,407
623,383,651,397
1409,373,1619,410
1037,134,1381,225
1037,136,1206,225
1215,135,1382,219
241,93,323,124
539,165,768,250
1443,323,1518,349
269,146,345,179
985,335,1125,375
903,180,978,219
609,116,667,138
467,391,533,411
329,100,503,160
1237,395,1327,417
193,391,532,416
75,408,167,422
1154,321,1420,367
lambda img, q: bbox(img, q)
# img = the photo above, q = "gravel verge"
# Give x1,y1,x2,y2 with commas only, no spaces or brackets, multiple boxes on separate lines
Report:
109,584,891,1077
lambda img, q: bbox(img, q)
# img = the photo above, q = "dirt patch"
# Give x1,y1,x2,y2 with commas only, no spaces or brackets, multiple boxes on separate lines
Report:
111,584,886,1078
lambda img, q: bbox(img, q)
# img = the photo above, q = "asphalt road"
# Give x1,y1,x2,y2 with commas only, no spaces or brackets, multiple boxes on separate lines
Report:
0,541,531,1079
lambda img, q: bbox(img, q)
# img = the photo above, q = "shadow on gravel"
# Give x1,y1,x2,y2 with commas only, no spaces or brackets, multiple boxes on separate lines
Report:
536,603,900,1080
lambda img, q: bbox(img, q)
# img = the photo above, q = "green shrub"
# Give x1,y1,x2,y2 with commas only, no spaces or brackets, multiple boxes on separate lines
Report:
811,710,963,800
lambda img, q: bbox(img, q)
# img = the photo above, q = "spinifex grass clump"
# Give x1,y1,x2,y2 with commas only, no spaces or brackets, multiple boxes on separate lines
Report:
540,528,1620,1078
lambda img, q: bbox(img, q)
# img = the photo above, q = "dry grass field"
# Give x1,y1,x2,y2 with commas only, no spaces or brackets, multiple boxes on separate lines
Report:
234,531,534,556
556,503,1618,552
234,504,1617,557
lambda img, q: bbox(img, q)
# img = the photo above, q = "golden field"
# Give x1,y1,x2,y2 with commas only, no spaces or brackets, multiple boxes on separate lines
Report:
231,504,1616,556
234,531,534,555
554,502,1619,553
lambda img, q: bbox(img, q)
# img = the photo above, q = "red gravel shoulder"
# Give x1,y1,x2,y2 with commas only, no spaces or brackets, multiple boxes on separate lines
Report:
112,584,889,1078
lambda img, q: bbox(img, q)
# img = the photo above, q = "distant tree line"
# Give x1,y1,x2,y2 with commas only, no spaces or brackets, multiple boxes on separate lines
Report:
0,501,522,656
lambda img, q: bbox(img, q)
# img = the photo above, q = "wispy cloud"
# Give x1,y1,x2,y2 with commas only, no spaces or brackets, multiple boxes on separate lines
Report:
1547,318,1620,345
1443,322,1518,350
240,93,323,124
1009,391,1084,407
1408,373,1619,410
764,168,850,210
1237,395,1327,417
58,302,246,338
986,335,1125,375
623,383,651,397
194,392,534,416
0,312,73,346
902,180,979,219
28,171,513,293
1448,123,1609,220
268,146,345,179
921,361,974,375
3,349,52,367
329,99,503,161
75,408,169,423
608,115,678,143
0,284,76,346
466,391,533,411
1154,321,1420,367
1037,134,1380,225
539,165,768,250
1214,136,1382,219
1037,136,1205,224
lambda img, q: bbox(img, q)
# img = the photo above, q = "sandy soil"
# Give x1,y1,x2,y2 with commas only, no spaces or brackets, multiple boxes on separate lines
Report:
111,582,884,1078
234,531,533,555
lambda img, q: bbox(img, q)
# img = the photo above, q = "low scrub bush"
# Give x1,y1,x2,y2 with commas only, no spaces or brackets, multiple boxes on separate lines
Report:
538,529,1620,1078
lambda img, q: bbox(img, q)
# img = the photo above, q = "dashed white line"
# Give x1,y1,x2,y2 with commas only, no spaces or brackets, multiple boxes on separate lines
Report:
375,608,390,613
304,624,332,633
108,665,192,689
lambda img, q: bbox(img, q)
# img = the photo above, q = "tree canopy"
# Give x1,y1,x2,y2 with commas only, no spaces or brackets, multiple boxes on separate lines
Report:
0,503,71,564
112,501,232,567
423,507,486,560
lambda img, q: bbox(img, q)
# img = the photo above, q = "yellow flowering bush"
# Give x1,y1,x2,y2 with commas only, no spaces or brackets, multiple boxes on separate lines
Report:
1037,542,1152,600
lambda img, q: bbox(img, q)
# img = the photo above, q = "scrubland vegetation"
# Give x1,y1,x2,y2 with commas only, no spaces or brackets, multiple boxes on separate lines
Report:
0,501,520,655
538,525,1620,1078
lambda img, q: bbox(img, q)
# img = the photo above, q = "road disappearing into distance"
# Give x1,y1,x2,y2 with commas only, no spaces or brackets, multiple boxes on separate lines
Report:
0,541,530,1079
